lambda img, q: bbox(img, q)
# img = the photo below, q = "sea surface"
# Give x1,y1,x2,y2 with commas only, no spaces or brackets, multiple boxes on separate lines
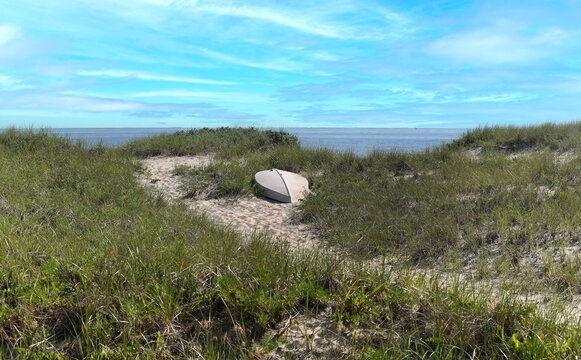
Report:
46,128,466,155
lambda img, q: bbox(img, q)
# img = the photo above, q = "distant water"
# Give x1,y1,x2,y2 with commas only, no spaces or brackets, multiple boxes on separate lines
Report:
288,128,466,153
43,128,466,155
50,128,183,147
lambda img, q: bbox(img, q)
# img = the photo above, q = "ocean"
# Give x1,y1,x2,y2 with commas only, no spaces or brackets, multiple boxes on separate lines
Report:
48,128,467,155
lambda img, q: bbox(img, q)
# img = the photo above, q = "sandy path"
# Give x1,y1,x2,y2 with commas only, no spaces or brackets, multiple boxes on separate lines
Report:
138,155,320,251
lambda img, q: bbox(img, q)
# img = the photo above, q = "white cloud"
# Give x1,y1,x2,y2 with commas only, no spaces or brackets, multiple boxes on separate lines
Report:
0,24,19,47
68,98,144,112
3,94,146,112
521,75,581,94
312,51,343,62
389,87,437,101
386,87,535,104
0,74,31,90
463,93,535,103
77,69,237,85
131,90,265,102
139,0,176,5
197,47,304,72
427,27,569,65
193,3,348,39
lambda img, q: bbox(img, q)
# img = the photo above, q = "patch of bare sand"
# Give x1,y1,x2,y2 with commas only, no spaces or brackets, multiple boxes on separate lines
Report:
194,198,319,250
261,307,381,360
139,155,215,199
463,146,579,164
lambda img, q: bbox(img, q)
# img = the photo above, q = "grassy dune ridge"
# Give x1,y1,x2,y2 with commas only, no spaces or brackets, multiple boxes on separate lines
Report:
127,127,299,158
0,125,579,358
448,122,581,151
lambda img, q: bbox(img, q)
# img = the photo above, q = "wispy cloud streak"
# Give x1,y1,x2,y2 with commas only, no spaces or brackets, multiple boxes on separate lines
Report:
131,0,403,40
78,69,237,85
427,26,571,65
196,47,304,72
0,24,18,47
0,74,31,90
132,90,265,102
193,3,348,39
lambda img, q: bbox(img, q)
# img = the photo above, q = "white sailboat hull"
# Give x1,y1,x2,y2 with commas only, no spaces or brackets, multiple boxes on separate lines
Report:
254,169,309,203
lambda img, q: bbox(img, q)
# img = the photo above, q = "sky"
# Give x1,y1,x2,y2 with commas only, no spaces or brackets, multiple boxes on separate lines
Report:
1,0,581,128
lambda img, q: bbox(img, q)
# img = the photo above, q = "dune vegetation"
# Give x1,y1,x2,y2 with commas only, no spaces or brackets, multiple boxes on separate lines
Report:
1,124,580,358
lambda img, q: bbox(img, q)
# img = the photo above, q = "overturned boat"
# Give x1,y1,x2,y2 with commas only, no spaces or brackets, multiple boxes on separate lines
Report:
254,169,309,203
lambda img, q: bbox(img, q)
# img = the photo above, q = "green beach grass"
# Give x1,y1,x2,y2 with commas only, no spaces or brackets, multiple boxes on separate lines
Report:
0,125,580,358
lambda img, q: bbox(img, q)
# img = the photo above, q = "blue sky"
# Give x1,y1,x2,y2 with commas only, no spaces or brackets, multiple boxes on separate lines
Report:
1,0,581,128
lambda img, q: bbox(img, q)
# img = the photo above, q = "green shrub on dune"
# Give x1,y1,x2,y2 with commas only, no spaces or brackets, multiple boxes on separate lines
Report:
126,127,298,158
